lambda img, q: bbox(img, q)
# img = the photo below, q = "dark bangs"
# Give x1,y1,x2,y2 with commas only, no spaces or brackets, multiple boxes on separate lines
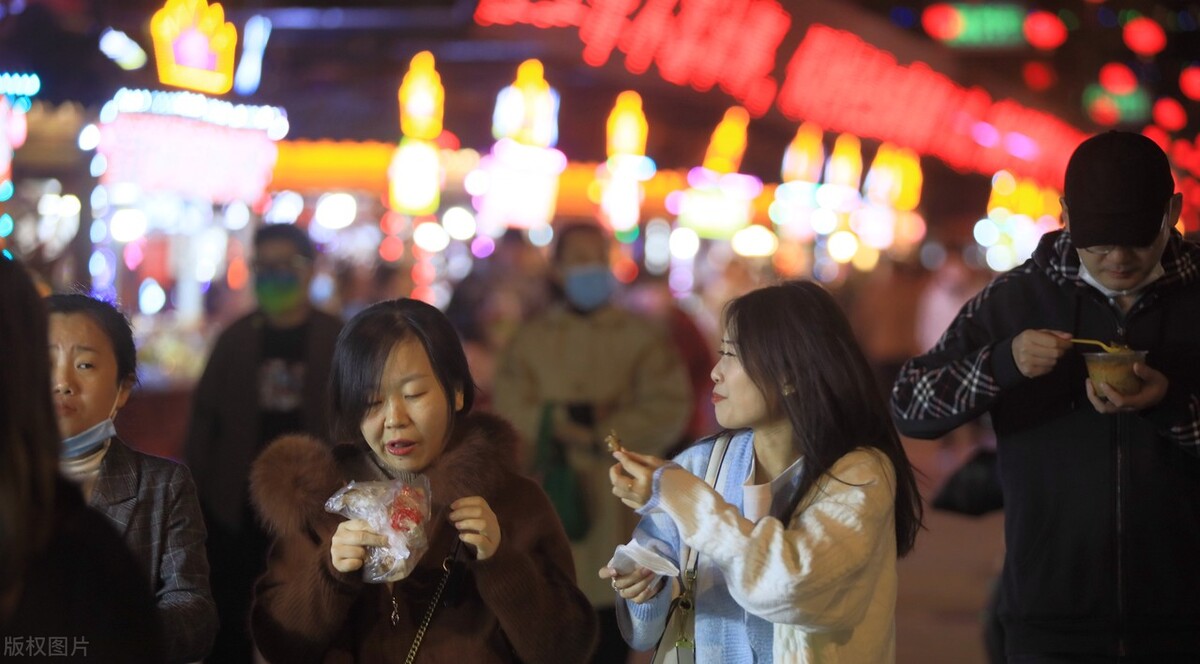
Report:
330,299,476,445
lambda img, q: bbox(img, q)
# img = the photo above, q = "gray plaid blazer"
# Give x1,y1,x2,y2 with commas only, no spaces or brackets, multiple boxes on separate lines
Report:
92,438,218,664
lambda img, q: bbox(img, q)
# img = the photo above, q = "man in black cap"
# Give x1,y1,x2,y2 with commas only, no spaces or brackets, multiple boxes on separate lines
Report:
892,131,1200,662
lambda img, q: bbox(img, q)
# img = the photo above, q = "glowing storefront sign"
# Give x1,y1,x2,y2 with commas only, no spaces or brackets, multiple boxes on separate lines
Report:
152,0,238,95
95,90,284,203
475,2,1089,188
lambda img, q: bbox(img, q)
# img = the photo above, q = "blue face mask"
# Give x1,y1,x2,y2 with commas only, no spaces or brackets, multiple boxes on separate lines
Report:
563,265,615,312
61,391,122,459
62,417,116,459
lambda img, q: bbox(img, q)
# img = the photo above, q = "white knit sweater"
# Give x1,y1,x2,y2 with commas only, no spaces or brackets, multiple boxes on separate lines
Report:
619,431,899,663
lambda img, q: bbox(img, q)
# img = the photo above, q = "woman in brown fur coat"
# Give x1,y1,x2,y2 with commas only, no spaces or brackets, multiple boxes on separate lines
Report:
250,298,598,663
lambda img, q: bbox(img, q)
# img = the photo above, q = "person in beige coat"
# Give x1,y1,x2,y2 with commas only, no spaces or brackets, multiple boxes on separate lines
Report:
492,221,691,663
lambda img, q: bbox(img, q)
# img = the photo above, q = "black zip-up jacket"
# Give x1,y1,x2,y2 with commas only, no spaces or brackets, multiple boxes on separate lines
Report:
892,229,1200,657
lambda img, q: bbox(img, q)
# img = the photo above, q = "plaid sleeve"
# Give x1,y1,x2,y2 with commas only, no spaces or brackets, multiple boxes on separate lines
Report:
1155,392,1200,457
891,277,1015,439
155,465,219,663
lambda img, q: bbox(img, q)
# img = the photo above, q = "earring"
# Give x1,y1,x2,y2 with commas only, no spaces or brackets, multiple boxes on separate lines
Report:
782,384,796,396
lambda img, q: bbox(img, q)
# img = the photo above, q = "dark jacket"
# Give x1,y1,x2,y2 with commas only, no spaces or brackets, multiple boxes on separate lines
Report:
249,412,598,664
184,309,342,533
893,230,1200,657
93,437,217,664
2,477,163,663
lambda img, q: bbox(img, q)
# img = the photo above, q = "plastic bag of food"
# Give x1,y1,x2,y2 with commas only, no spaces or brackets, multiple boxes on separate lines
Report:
324,475,432,583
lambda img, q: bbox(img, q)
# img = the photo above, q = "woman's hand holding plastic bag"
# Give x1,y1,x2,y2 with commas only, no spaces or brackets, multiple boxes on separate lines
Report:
326,476,432,583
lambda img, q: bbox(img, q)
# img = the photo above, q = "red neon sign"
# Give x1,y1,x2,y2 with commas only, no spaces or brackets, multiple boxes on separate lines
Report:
475,2,1089,187
777,25,1086,187
476,0,789,116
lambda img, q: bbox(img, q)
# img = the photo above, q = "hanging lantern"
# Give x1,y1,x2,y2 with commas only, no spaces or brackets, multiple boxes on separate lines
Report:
1123,17,1166,57
1024,11,1068,51
1099,62,1137,95
781,122,824,183
922,4,964,42
1153,97,1187,132
702,107,750,175
1087,95,1120,126
398,51,444,141
1023,61,1056,91
824,134,863,189
606,91,648,158
1180,65,1200,101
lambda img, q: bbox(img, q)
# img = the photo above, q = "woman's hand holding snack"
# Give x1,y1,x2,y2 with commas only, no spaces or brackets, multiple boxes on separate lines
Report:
331,518,388,573
598,566,665,604
610,449,668,510
450,496,502,561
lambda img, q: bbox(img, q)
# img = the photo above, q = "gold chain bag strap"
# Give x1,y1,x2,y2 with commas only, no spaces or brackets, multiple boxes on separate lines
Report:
651,432,732,664
397,540,462,664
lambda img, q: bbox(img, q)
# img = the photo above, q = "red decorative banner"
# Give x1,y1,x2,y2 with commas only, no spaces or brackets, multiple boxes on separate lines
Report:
475,0,1092,189
477,0,789,117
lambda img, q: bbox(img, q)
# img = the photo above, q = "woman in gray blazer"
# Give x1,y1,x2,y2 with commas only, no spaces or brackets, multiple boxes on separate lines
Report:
48,293,217,664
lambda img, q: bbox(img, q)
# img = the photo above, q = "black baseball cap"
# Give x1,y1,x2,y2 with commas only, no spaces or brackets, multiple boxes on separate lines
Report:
1063,131,1175,248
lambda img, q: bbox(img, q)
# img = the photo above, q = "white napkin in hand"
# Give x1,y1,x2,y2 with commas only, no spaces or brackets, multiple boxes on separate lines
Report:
607,540,680,576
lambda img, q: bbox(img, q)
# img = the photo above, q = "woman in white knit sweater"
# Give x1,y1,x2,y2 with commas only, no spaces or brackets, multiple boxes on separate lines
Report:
601,280,923,663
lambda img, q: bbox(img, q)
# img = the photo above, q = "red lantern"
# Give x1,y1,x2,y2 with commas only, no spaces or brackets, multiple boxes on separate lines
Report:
1142,125,1170,152
1024,11,1068,51
1180,66,1200,101
922,4,963,42
1023,61,1056,91
1123,17,1166,57
1088,96,1120,126
1099,63,1137,95
1153,97,1187,132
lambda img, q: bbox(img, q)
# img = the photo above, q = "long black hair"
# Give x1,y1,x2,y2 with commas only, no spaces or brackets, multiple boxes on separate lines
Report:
723,280,923,556
0,259,59,618
330,298,477,446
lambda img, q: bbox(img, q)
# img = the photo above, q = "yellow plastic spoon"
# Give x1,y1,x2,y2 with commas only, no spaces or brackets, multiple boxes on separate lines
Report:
1071,338,1128,353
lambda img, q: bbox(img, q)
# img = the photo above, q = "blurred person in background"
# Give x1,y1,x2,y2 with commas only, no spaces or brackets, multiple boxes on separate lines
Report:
493,221,690,664
893,131,1200,662
184,223,343,663
446,229,551,410
48,293,217,663
848,255,928,400
624,273,717,458
0,257,162,662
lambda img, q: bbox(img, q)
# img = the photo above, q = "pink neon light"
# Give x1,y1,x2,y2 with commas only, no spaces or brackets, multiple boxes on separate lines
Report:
174,28,217,70
97,113,277,203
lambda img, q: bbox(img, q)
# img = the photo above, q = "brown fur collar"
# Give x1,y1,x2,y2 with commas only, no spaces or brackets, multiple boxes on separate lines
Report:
251,411,521,536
